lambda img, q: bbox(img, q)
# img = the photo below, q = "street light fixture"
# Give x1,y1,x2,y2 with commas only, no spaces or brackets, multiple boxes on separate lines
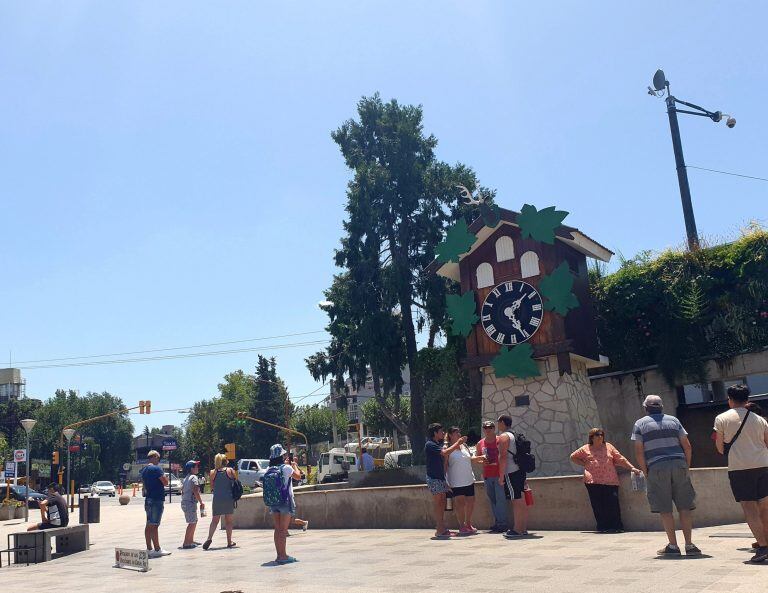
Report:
62,428,77,509
20,419,36,522
648,69,736,251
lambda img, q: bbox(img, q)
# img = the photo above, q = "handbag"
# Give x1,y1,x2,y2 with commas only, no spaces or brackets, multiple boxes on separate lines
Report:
723,410,751,459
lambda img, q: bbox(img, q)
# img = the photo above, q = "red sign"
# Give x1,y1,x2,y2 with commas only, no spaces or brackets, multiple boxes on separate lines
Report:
69,445,80,453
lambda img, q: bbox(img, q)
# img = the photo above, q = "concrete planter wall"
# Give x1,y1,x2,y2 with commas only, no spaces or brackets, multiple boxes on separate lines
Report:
233,467,744,532
0,506,13,521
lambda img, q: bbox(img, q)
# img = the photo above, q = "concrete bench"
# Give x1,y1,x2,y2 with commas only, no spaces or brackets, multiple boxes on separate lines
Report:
10,524,89,563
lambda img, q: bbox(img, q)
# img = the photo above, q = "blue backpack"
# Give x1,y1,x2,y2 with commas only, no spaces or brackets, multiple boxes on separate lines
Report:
262,465,290,507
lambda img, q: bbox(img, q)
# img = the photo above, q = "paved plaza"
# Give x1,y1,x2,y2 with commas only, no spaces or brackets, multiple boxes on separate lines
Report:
1,495,767,593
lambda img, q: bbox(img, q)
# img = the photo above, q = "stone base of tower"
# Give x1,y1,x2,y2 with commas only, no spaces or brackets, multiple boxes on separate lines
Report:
481,355,600,477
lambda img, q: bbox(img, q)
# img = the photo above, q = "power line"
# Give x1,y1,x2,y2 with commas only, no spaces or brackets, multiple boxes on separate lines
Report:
11,329,328,365
687,165,768,183
17,339,330,370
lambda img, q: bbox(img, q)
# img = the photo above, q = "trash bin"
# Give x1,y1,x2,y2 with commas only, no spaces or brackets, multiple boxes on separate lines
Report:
79,495,101,524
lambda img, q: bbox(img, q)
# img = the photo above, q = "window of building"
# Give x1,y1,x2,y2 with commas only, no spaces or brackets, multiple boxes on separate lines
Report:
476,262,494,289
495,236,515,262
520,251,540,278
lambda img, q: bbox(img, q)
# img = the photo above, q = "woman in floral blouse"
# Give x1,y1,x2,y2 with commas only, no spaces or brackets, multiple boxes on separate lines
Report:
570,428,641,533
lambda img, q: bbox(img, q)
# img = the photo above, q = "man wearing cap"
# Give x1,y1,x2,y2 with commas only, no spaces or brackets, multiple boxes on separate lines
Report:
474,420,508,532
181,460,205,549
631,395,701,556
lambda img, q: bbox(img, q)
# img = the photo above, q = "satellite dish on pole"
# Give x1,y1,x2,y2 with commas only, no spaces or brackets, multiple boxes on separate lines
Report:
653,69,667,91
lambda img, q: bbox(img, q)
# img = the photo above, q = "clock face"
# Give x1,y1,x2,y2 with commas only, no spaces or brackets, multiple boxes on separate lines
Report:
480,280,544,346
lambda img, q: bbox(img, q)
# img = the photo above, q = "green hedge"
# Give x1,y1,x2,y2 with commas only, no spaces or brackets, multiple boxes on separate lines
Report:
590,228,768,384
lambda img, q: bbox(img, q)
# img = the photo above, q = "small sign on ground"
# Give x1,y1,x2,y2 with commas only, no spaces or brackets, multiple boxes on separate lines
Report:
114,548,150,572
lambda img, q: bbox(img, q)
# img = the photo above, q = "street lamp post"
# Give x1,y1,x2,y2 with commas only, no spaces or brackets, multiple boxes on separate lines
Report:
20,419,37,522
62,428,77,510
649,69,736,251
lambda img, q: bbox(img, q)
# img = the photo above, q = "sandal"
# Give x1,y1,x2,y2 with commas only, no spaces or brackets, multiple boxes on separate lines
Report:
227,542,237,548
277,556,299,565
202,540,212,550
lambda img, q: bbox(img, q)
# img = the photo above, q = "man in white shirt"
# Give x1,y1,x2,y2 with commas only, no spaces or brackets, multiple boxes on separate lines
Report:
714,384,768,563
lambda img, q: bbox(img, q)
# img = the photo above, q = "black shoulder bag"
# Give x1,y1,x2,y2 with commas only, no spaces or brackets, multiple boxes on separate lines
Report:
723,410,751,459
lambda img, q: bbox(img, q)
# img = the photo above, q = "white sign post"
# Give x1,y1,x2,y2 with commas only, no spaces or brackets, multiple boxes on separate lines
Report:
114,548,150,572
14,449,26,463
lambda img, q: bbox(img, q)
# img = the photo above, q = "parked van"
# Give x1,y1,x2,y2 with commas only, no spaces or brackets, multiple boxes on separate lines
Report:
237,458,269,488
317,448,360,483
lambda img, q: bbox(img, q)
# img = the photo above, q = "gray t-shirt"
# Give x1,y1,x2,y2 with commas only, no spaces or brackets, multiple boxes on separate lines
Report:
181,474,199,504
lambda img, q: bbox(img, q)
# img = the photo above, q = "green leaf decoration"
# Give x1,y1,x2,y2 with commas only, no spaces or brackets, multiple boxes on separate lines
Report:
445,292,479,337
492,343,540,379
436,219,476,263
540,261,580,315
517,204,569,244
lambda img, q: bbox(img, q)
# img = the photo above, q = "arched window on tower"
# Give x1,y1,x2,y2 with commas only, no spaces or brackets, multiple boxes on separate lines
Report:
495,236,515,262
520,251,540,278
476,262,494,289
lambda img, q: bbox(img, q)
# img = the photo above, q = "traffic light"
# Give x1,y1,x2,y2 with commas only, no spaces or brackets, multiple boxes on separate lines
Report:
145,400,151,414
52,451,59,465
224,443,236,460
138,401,145,414
236,411,247,426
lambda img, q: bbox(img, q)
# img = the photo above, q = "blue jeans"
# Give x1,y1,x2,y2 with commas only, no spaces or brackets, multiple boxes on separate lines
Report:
484,478,508,528
144,498,164,526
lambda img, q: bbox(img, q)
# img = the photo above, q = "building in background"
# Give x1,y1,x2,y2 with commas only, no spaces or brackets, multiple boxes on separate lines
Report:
330,367,411,423
0,368,25,402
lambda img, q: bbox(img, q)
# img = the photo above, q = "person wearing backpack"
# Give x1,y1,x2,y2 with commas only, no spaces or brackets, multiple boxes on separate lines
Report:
497,414,530,539
202,453,237,550
263,443,302,565
714,384,768,563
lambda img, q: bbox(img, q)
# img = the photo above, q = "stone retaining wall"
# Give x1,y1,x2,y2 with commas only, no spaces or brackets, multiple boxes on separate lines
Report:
233,467,744,531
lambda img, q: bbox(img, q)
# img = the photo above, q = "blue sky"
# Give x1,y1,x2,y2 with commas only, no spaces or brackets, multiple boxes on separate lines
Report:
2,2,766,435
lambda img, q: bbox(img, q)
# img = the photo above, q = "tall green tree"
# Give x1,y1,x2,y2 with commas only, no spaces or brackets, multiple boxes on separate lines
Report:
29,389,133,482
291,404,346,445
316,94,483,458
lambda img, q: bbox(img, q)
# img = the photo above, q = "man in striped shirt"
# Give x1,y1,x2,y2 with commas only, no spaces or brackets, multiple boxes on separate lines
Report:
632,395,701,556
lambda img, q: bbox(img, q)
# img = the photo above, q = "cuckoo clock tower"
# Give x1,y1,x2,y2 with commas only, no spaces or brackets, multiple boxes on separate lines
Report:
429,197,613,476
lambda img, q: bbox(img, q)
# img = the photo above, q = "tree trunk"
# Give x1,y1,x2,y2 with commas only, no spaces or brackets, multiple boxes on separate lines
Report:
372,370,409,435
399,290,424,463
427,321,439,349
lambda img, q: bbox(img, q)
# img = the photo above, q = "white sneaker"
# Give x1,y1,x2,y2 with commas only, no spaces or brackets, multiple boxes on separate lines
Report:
303,521,309,532
149,548,172,558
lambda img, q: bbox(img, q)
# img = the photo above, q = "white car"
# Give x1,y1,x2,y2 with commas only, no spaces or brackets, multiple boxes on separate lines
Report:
164,473,182,495
90,481,116,497
237,459,269,489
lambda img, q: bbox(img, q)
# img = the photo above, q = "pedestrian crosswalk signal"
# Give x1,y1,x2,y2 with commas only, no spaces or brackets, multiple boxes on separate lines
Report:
52,451,59,465
225,443,236,460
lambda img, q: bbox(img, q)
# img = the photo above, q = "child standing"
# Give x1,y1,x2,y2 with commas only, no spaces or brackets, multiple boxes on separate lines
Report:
181,460,205,549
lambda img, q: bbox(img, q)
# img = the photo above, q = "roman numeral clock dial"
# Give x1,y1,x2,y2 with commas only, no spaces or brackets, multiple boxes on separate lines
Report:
480,280,544,347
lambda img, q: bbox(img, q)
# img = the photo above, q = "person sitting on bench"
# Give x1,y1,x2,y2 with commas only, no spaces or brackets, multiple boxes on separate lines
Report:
27,483,69,531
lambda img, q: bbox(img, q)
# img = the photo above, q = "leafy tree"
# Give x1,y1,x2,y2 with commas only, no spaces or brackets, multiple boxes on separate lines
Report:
291,404,346,445
0,397,42,451
313,94,484,459
28,389,133,482
184,356,292,463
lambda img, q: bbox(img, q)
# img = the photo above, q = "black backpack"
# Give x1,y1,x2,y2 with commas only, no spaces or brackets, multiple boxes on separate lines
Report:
511,432,536,473
231,478,244,505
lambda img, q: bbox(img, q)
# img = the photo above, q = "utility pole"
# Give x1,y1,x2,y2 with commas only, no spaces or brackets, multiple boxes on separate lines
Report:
649,69,736,251
665,94,699,250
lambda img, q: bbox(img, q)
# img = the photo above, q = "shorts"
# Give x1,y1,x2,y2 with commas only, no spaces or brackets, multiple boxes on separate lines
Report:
426,477,450,495
37,522,65,530
728,467,768,502
504,470,526,500
269,502,296,516
646,458,696,513
181,501,198,524
144,498,164,526
448,484,475,498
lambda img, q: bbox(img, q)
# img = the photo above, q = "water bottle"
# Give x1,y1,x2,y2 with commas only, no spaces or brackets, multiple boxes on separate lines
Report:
445,494,453,511
631,472,646,492
200,505,207,517
523,485,534,506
